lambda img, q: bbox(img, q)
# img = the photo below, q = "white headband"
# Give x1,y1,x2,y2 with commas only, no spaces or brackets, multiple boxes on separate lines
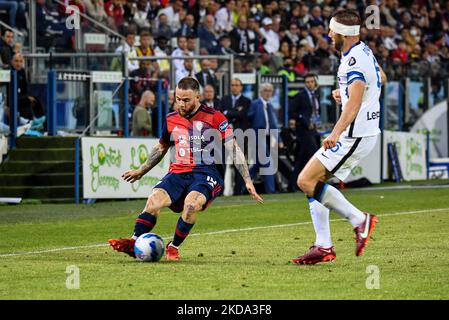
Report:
329,17,360,36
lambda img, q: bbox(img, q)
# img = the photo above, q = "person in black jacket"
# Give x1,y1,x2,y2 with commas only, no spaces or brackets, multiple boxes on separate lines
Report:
219,78,251,195
11,53,45,121
289,73,321,190
219,78,251,131
195,59,218,92
0,29,14,68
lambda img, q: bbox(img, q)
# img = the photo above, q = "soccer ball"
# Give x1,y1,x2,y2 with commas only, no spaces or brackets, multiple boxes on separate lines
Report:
134,233,165,262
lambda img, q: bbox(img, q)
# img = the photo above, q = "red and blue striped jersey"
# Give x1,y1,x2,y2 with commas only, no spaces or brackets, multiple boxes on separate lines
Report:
159,104,233,174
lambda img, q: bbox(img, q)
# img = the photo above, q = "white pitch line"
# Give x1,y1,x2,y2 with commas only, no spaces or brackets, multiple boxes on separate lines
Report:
1,207,448,258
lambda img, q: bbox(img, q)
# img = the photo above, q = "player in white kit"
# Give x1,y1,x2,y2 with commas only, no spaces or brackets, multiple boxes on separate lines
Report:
293,9,387,264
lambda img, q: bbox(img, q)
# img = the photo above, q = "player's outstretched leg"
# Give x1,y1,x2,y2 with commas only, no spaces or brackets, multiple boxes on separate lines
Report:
298,157,377,257
109,189,171,258
292,196,336,264
166,191,207,261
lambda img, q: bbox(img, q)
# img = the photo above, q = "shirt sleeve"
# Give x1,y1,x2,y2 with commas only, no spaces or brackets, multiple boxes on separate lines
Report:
159,119,173,146
346,56,366,86
213,111,234,142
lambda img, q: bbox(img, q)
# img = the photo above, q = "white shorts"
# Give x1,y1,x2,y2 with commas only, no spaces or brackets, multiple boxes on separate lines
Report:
314,135,378,182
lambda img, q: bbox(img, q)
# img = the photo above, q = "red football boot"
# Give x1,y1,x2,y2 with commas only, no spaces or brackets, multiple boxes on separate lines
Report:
108,238,136,258
292,245,336,265
354,213,378,257
166,241,180,261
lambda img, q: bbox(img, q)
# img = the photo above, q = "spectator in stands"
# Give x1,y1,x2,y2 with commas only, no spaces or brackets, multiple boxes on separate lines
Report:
154,36,170,78
153,13,173,40
105,0,125,31
212,34,236,55
215,0,235,34
189,0,209,27
36,0,75,50
278,57,299,100
83,0,111,28
113,28,139,73
259,17,279,54
0,29,14,68
135,30,159,74
195,59,218,92
175,13,197,37
0,0,18,28
123,0,137,26
129,60,158,105
391,40,409,64
175,57,195,84
159,0,183,33
11,53,45,123
135,30,154,57
201,84,220,109
198,14,219,53
309,5,324,27
147,0,160,22
171,36,189,72
230,15,256,54
247,82,279,194
132,90,155,136
284,22,300,46
186,36,201,72
133,0,151,31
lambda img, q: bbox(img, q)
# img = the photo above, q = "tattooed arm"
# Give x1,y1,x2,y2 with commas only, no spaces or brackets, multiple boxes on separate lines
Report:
225,139,264,203
122,142,169,183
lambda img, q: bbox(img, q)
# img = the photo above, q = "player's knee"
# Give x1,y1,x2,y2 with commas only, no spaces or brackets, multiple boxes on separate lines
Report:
183,202,200,218
297,173,313,195
144,197,163,214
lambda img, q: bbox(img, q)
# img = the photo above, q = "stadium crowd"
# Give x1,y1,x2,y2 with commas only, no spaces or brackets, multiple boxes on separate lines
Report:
1,0,448,80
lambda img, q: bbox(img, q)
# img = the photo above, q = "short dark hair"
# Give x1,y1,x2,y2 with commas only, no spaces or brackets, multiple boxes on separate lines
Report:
2,29,13,36
304,73,317,81
177,77,200,92
333,9,361,26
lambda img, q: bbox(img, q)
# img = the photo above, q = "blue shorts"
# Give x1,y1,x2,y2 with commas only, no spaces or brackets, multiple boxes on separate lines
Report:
154,172,224,213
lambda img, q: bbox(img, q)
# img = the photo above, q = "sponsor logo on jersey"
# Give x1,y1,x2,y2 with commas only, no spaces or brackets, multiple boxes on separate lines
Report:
367,111,380,120
348,57,356,66
218,120,229,132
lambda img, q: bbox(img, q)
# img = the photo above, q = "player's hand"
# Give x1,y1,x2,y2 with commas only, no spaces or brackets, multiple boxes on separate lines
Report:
122,169,144,183
332,89,341,104
323,132,340,151
246,182,264,203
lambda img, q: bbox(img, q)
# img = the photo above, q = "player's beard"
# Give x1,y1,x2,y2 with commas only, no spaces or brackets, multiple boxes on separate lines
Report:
178,102,198,117
333,34,344,52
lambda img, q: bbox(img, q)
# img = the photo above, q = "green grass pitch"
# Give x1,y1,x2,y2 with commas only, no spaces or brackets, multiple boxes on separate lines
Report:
0,187,448,299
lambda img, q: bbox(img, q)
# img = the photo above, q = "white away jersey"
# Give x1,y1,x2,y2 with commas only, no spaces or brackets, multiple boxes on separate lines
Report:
337,41,382,137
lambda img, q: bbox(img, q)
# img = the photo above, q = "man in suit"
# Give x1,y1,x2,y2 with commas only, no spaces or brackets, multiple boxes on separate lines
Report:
219,78,251,195
220,78,251,131
247,83,281,194
289,73,321,190
229,15,256,54
195,59,219,92
201,84,220,109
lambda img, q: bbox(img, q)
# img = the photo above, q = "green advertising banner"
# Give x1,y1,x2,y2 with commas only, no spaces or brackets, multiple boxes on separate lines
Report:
382,130,427,181
82,137,169,198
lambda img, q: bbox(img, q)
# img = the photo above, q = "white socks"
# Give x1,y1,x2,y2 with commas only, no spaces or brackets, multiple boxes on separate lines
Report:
308,198,333,248
320,184,365,227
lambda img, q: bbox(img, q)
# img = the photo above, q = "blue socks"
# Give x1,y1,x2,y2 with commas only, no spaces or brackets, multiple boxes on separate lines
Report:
172,217,194,247
133,212,157,238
